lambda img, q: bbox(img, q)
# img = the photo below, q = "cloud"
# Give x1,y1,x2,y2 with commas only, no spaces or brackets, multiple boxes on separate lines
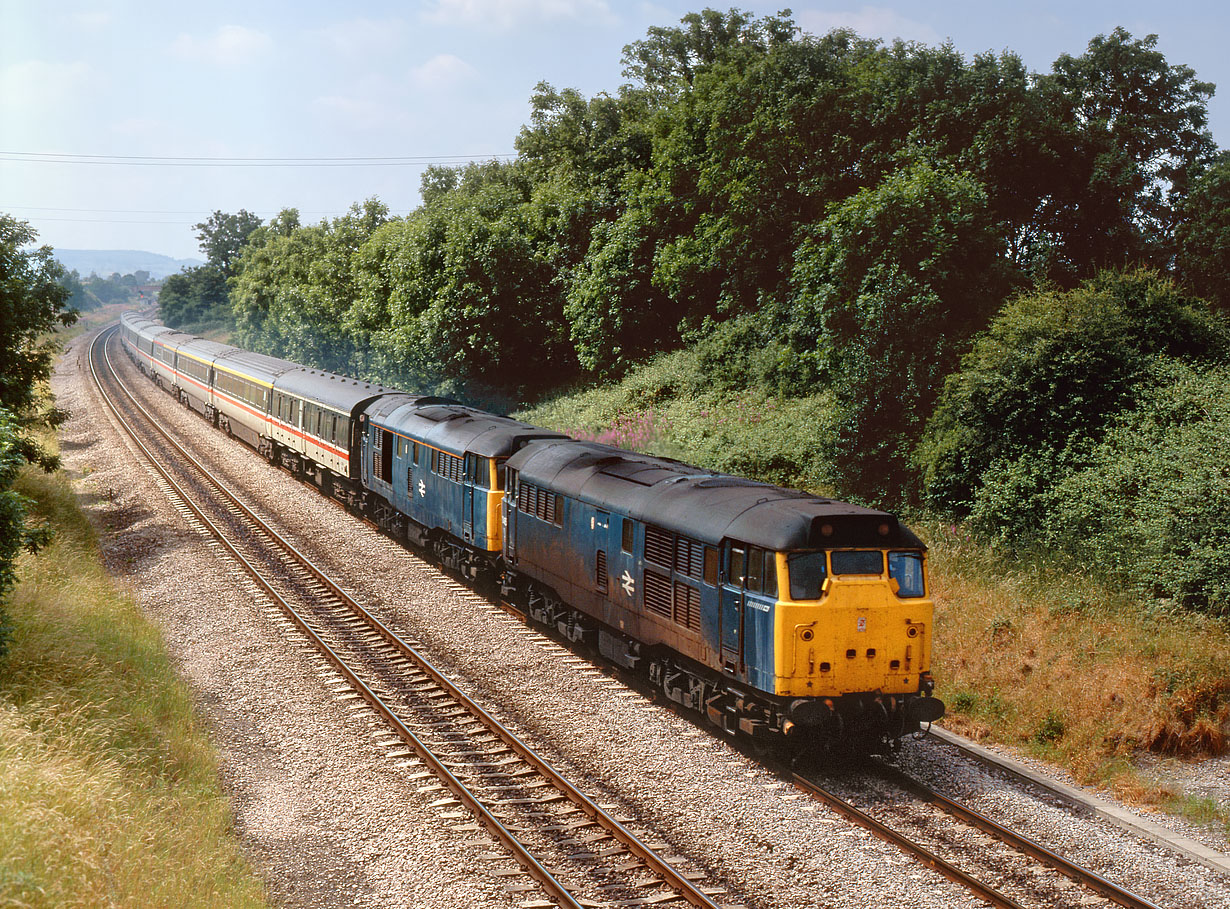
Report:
797,6,941,45
169,25,273,66
0,60,92,111
309,17,407,56
424,0,614,29
410,54,477,90
67,11,113,29
313,73,411,131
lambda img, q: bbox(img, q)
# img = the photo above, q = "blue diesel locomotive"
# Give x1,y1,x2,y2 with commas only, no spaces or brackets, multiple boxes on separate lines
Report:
120,311,944,751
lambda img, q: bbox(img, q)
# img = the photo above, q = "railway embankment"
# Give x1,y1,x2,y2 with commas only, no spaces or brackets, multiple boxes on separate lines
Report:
0,414,267,905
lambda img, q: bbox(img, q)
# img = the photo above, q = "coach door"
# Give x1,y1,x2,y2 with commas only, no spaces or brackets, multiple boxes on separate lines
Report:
719,542,747,674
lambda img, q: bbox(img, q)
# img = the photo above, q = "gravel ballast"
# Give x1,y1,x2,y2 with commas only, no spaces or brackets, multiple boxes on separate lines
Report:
52,326,1230,908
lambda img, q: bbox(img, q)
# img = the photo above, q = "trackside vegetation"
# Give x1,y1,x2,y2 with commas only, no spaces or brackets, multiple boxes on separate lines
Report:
10,6,1228,826
0,438,267,907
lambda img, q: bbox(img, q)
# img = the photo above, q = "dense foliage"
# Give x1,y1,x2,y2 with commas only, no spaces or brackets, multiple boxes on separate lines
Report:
203,9,1228,612
160,209,262,332
0,215,76,655
918,270,1230,612
58,269,154,311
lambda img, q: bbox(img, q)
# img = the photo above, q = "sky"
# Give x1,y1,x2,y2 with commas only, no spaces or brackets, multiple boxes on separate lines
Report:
3,1,1228,261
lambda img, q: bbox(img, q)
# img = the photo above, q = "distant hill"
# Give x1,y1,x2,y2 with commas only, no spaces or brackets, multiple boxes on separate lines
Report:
54,249,203,280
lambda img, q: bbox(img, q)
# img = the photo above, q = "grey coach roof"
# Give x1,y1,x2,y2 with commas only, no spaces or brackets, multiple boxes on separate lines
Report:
274,367,399,417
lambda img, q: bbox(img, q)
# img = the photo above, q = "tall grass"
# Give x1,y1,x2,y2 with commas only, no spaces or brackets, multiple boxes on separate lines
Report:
0,447,267,907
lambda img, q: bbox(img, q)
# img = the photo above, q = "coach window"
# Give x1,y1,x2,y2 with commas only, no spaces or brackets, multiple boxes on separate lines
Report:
331,414,339,445
621,519,634,553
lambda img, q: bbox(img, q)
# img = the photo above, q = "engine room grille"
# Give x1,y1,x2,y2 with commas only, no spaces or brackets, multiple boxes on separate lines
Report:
516,482,563,527
673,581,701,631
644,525,674,568
595,549,608,593
432,448,465,483
643,570,672,619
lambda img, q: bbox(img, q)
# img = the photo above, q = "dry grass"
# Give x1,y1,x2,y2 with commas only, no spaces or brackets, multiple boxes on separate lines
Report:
926,523,1230,809
0,441,267,907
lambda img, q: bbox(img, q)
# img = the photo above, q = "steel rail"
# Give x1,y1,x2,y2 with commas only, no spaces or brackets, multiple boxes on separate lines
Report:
88,326,590,909
93,324,723,909
791,773,1028,909
875,762,1163,909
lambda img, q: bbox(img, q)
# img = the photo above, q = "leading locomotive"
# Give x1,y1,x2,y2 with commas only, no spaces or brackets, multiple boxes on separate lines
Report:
119,310,944,752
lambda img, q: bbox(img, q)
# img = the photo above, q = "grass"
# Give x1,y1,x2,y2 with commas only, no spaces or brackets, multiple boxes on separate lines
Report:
519,348,839,492
0,435,267,907
522,352,1230,838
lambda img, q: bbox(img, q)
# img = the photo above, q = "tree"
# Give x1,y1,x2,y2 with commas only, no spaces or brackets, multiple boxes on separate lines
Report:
193,209,264,276
1174,152,1230,309
917,269,1229,517
0,215,77,469
1040,28,1217,278
788,163,1016,504
0,216,74,656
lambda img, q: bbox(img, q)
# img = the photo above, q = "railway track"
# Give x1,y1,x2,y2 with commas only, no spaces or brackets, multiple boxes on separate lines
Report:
793,764,1163,909
90,324,737,909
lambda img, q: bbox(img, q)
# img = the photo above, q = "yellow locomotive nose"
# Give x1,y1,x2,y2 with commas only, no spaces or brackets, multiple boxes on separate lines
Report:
773,550,933,699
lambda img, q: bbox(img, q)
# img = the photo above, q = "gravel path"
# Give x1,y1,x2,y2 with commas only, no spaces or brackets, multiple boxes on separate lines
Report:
52,326,1230,908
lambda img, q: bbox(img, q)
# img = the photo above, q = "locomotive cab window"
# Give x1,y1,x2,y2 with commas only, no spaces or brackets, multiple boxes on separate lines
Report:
787,551,827,600
888,551,926,598
621,519,634,554
831,550,884,576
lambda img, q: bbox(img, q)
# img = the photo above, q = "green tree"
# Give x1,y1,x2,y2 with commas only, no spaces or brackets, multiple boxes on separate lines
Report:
0,216,74,656
1174,152,1230,308
1041,28,1217,278
193,209,264,276
0,215,77,469
788,162,1016,503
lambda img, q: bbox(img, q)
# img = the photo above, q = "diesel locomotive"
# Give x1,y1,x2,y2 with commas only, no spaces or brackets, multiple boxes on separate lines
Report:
119,311,944,752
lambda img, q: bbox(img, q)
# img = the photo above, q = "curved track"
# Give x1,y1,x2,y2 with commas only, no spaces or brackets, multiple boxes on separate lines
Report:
91,324,733,909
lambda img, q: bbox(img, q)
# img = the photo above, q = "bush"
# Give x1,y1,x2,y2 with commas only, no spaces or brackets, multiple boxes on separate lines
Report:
1042,362,1230,613
918,269,1229,515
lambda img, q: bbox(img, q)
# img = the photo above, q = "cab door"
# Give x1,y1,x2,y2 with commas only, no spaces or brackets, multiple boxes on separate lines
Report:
720,542,747,674
462,453,477,542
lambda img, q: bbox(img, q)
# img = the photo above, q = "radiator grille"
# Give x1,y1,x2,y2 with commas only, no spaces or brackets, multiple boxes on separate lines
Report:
644,570,672,618
673,581,701,631
596,549,608,593
644,525,673,567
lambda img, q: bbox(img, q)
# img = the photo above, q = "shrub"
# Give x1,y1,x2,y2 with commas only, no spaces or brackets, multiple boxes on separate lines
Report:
918,269,1229,515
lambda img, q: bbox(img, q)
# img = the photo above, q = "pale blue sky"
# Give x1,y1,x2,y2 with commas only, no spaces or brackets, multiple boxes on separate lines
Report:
2,1,1226,260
